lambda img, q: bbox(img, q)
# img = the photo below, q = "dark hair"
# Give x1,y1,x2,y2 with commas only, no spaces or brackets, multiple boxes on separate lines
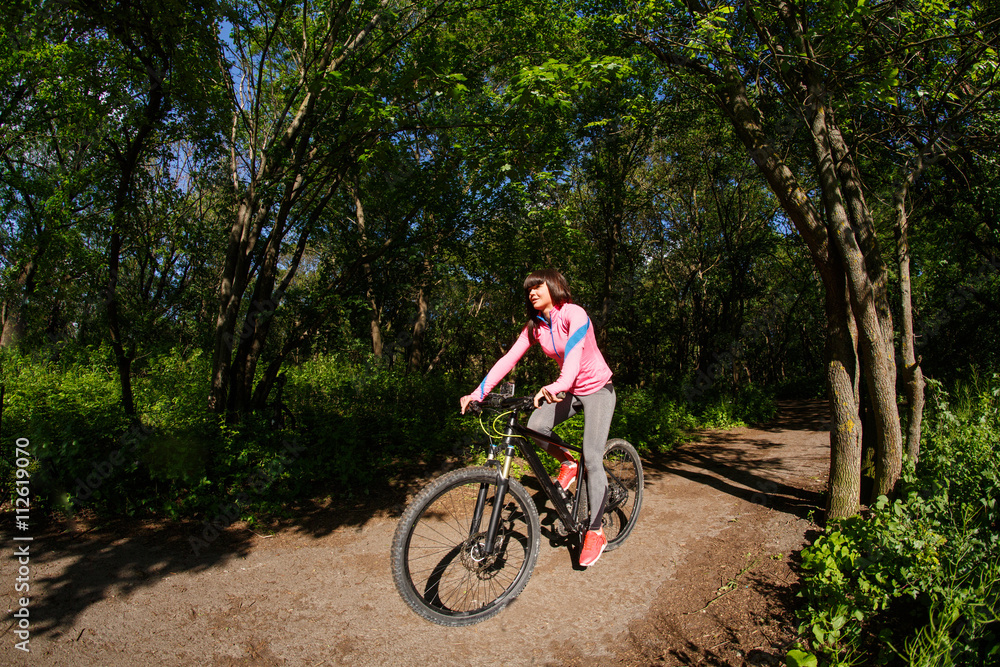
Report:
524,269,572,334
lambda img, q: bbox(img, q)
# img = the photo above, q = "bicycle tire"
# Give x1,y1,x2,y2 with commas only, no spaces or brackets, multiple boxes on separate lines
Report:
391,466,540,626
576,438,643,551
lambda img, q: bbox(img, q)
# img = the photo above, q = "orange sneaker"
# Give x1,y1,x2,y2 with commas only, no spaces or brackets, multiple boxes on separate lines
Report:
579,529,607,567
555,460,578,490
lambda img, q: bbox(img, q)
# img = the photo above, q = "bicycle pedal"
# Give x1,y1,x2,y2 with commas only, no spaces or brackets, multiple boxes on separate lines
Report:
554,519,569,537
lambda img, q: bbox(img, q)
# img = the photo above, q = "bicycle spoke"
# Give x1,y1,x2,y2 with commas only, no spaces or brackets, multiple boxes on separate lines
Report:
394,470,537,620
600,440,643,550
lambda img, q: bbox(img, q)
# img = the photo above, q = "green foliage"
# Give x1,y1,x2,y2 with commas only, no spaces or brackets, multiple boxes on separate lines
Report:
279,353,472,497
133,349,216,486
0,347,137,511
693,385,777,428
794,375,1000,666
0,347,476,517
918,373,1000,507
550,384,775,456
786,649,819,667
2,345,773,522
609,387,699,453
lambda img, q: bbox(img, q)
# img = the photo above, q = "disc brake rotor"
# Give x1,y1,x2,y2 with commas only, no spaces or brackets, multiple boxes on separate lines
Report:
461,532,505,576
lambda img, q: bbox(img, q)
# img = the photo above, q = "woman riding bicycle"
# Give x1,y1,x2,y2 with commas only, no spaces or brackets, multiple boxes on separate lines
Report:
459,269,616,567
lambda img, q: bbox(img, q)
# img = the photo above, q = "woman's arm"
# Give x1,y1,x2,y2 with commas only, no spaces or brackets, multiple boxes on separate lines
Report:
460,326,534,411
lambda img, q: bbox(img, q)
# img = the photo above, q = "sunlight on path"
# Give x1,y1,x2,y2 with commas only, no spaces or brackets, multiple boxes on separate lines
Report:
1,402,829,666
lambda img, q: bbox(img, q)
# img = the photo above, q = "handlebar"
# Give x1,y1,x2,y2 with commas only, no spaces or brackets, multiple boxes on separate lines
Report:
467,395,534,415
466,392,566,416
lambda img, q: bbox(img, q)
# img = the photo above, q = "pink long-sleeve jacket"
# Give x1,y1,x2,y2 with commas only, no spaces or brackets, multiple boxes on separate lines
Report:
467,302,613,401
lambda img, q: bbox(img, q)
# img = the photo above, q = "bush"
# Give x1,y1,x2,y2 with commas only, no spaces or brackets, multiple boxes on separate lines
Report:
0,347,141,513
254,353,482,499
1,348,477,518
2,346,776,524
696,384,777,428
794,374,1000,666
611,386,699,453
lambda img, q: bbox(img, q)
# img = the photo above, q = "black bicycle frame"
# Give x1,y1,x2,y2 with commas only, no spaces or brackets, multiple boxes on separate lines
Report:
478,407,586,556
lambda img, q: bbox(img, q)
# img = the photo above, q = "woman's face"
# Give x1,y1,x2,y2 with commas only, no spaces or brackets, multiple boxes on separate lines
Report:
528,281,554,316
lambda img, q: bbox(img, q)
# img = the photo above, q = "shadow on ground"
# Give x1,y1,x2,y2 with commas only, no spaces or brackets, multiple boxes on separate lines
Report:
641,400,828,522
3,518,254,639
5,399,830,642
3,446,458,639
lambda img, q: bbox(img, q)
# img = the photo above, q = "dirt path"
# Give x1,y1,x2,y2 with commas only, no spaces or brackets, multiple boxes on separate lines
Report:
2,400,829,666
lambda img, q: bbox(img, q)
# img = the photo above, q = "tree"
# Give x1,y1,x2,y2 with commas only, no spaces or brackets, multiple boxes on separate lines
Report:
0,2,98,349
208,0,575,419
619,0,1000,517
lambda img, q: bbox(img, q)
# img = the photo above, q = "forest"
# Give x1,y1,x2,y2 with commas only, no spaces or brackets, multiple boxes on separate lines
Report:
1,0,998,664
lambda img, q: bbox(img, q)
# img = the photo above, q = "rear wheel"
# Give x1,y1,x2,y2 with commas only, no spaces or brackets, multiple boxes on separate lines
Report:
391,467,540,626
577,438,643,550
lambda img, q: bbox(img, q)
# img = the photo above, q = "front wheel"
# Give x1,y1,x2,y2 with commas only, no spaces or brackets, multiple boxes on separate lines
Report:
577,438,644,550
391,467,540,626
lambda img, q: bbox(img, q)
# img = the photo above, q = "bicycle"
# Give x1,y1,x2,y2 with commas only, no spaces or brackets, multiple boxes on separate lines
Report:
390,391,643,626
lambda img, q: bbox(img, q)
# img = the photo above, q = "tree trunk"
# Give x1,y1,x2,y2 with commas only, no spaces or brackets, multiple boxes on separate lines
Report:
409,286,429,373
824,264,862,518
210,135,300,417
371,317,384,358
209,5,388,415
209,194,262,413
0,259,36,348
107,229,137,418
227,174,323,419
598,205,622,344
648,48,880,518
894,184,925,463
353,188,383,357
817,105,902,500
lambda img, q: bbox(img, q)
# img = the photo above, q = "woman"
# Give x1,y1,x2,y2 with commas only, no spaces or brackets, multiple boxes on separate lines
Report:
459,269,616,567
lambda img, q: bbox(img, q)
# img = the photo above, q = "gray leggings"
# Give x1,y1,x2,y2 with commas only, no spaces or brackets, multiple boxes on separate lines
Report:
527,383,616,531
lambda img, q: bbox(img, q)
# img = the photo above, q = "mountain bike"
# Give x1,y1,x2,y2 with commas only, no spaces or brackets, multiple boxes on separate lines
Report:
390,391,643,626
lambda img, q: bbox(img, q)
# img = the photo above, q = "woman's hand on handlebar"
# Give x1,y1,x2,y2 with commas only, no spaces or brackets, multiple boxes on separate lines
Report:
533,387,557,408
460,390,560,413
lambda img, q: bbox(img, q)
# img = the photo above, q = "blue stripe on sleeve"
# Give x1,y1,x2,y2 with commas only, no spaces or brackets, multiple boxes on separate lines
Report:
564,318,590,358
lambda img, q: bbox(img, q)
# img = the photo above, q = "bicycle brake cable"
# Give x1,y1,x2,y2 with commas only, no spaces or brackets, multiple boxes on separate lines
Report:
477,410,527,441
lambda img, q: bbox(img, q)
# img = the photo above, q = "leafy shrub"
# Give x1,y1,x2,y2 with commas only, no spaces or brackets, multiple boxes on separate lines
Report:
1,348,134,507
2,345,776,523
794,374,1000,666
133,348,216,487
610,386,699,453
689,383,777,429
275,353,473,499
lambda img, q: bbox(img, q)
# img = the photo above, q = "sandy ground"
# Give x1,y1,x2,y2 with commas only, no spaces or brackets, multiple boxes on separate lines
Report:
1,400,829,666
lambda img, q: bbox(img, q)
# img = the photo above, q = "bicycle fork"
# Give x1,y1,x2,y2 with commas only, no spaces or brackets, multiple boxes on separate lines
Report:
472,414,582,558
470,417,518,558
